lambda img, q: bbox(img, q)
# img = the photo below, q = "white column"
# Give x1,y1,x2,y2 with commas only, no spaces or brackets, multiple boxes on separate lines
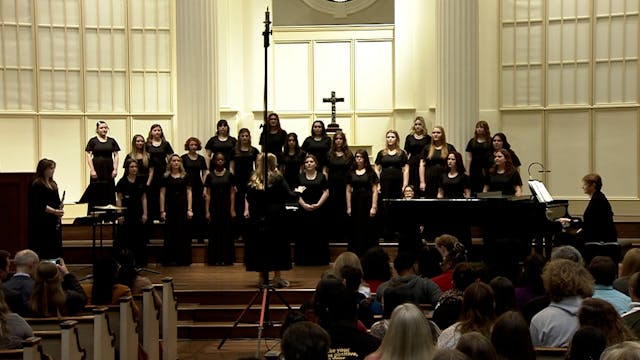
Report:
175,0,218,145
436,0,479,150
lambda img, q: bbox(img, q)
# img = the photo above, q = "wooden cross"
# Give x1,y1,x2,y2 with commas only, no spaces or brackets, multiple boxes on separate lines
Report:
323,91,344,126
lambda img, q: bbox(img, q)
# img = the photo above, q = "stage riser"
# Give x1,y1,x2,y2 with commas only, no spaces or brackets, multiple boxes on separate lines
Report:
178,324,281,340
179,306,295,323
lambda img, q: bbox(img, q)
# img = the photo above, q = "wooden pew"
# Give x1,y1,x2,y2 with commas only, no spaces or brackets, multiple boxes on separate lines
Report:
535,346,567,360
24,308,115,360
33,320,85,360
162,278,177,360
103,296,140,360
141,286,160,360
0,337,50,360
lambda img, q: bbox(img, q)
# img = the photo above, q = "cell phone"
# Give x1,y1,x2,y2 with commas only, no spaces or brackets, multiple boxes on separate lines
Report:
46,258,61,265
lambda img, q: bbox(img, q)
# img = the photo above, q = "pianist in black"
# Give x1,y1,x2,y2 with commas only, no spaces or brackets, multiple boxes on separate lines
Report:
483,149,523,196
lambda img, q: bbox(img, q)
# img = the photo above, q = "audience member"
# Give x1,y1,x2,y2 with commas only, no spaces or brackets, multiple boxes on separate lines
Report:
455,332,497,360
27,259,86,317
615,249,640,295
431,236,467,292
365,303,435,360
376,252,442,307
281,321,330,360
437,282,496,349
578,297,636,346
115,249,162,307
489,276,515,316
550,245,584,265
622,272,640,337
514,253,546,310
432,262,478,331
0,286,33,349
600,341,640,360
360,247,392,294
529,259,594,347
0,250,11,282
2,250,39,315
432,349,470,360
491,311,535,360
589,256,631,314
81,256,137,318
566,326,607,360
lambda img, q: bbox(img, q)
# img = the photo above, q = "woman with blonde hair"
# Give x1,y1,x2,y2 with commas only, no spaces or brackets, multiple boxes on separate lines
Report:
28,260,86,317
244,152,294,287
405,116,432,194
160,154,193,266
375,130,409,200
365,303,435,360
28,159,64,259
615,249,640,294
124,134,153,186
146,124,174,220
420,126,457,198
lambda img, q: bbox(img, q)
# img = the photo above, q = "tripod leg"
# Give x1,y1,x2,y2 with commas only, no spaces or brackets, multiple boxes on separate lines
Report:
255,286,270,358
269,287,292,310
217,288,263,350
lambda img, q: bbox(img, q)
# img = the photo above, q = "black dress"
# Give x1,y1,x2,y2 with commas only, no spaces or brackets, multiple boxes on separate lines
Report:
146,141,173,220
204,136,237,167
374,151,408,200
28,182,62,259
326,153,354,242
581,190,617,243
346,170,379,256
301,136,332,170
280,150,306,192
115,176,148,266
437,172,473,251
259,130,288,156
161,174,191,266
123,154,152,183
230,147,259,239
181,154,208,241
244,175,293,272
404,134,431,193
85,137,120,206
440,172,470,199
204,171,236,265
296,172,329,265
421,144,457,198
486,171,522,196
465,138,492,194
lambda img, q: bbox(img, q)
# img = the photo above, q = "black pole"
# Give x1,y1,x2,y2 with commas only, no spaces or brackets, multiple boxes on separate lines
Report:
261,7,271,287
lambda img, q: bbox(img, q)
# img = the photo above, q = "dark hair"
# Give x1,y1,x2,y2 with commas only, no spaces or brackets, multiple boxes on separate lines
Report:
310,120,326,137
215,119,230,136
381,285,415,319
285,132,301,153
338,265,363,293
447,151,467,174
492,133,511,150
281,321,330,360
517,253,546,294
393,252,417,273
456,332,497,360
589,256,617,286
433,349,471,360
313,279,357,326
491,311,535,360
91,256,119,305
458,282,496,338
582,173,603,191
578,298,637,346
123,158,139,176
115,249,138,289
0,250,10,272
489,276,515,316
361,247,392,283
566,326,607,360
452,262,478,292
184,137,202,151
33,158,58,190
489,149,515,175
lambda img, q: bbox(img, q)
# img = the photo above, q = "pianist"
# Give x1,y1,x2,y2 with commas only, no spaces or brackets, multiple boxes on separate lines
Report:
482,149,523,196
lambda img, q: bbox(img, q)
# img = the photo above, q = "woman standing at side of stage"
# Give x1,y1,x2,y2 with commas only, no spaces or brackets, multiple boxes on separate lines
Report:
346,149,380,256
259,112,288,156
85,121,120,206
159,154,192,266
181,137,208,243
325,130,354,243
28,158,63,259
405,116,431,196
124,134,154,186
296,154,330,266
420,126,457,198
490,132,521,170
465,121,492,195
204,152,236,265
146,124,174,221
115,159,148,266
204,119,237,169
483,149,523,196
229,128,259,240
438,151,471,199
244,153,293,287
301,120,332,173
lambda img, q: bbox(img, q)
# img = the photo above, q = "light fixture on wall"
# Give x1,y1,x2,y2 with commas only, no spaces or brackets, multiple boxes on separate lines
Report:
302,0,376,18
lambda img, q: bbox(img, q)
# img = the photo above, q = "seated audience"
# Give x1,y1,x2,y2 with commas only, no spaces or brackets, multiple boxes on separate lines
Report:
437,282,496,349
0,250,12,282
431,236,467,292
566,326,607,360
365,303,435,360
578,297,636,346
115,249,162,307
614,249,640,295
360,247,392,294
514,253,546,310
589,256,631,314
0,286,33,349
376,252,442,307
491,311,535,360
455,332,497,360
529,259,594,347
622,272,640,337
550,245,584,265
27,259,86,317
489,276,515,316
2,249,39,315
82,256,133,305
600,341,640,360
432,262,478,331
281,321,330,360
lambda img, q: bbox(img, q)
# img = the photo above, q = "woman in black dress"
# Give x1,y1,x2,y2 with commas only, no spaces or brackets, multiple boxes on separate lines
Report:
259,113,288,156
375,130,409,200
28,158,63,259
301,120,332,172
577,173,617,244
85,121,120,206
483,149,523,196
146,124,174,220
160,154,192,266
230,128,259,240
405,116,431,196
465,121,492,195
296,154,330,265
115,159,148,266
205,119,237,169
124,134,154,186
279,133,306,193
420,126,457,198
181,137,208,243
326,131,354,242
346,150,380,256
490,133,521,170
438,151,471,199
205,153,236,265
244,152,293,287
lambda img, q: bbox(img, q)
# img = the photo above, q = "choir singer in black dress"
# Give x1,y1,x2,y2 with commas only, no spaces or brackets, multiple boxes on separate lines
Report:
346,150,380,256
28,158,63,259
115,158,148,266
85,121,120,206
483,149,523,196
159,154,192,266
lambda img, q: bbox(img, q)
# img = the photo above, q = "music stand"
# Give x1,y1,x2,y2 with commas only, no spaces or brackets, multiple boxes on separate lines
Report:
91,204,125,265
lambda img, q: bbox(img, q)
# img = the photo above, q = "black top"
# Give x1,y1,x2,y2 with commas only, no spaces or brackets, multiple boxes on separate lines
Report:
147,141,174,175
280,150,306,189
440,172,470,198
85,137,120,158
298,172,328,205
259,130,288,155
205,136,237,165
346,170,379,193
230,147,259,190
582,190,617,243
486,170,523,196
161,174,191,216
204,171,235,213
115,176,147,221
123,154,152,179
180,154,207,188
405,134,431,160
326,153,354,187
301,136,332,170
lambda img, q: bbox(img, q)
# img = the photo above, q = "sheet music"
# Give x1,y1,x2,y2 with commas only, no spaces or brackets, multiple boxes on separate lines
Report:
529,180,554,203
